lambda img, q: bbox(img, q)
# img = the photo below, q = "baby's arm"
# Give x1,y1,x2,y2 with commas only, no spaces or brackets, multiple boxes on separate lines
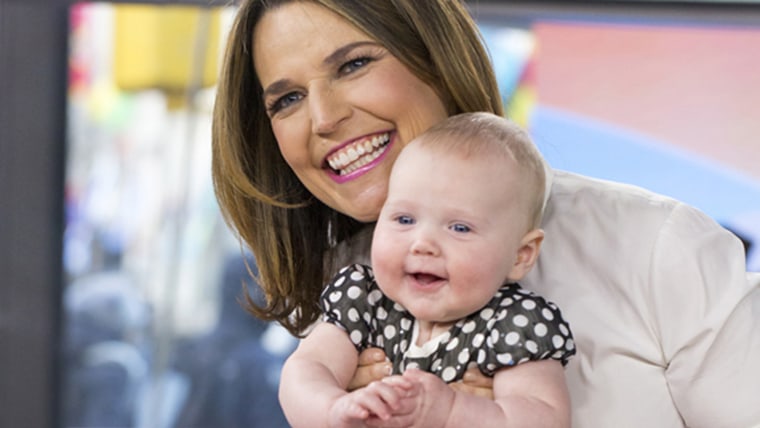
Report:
279,322,358,427
389,359,569,428
488,359,569,427
279,322,413,428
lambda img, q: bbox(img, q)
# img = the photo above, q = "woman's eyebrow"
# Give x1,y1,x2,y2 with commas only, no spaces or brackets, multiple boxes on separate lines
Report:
262,79,292,99
323,41,377,67
262,41,378,99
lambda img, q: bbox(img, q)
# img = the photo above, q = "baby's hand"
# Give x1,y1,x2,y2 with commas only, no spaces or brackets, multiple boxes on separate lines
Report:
329,377,416,428
392,369,455,428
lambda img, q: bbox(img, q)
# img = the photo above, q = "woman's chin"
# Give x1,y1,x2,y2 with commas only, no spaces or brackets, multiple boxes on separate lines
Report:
343,206,381,223
334,188,387,222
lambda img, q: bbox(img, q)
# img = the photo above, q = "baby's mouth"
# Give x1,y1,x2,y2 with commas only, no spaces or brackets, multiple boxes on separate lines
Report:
412,272,443,285
325,132,391,176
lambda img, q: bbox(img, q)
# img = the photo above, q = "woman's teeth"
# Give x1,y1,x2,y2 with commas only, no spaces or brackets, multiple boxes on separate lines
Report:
327,133,390,175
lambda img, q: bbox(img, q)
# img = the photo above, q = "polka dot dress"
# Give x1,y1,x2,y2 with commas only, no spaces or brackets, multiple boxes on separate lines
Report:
321,264,575,382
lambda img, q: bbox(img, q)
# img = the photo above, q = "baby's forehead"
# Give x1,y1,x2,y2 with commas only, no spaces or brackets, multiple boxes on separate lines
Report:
400,138,514,172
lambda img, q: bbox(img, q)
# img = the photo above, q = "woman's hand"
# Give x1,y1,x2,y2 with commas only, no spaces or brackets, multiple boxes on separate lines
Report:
449,365,494,399
348,348,392,391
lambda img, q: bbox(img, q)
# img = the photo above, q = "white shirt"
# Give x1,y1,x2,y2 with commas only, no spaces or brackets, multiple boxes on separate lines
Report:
336,169,760,427
524,169,760,428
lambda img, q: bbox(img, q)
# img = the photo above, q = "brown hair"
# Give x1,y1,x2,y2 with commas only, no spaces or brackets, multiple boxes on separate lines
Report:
413,112,547,230
212,0,503,336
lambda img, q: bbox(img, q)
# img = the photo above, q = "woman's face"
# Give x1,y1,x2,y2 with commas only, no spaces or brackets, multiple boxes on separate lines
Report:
253,2,449,222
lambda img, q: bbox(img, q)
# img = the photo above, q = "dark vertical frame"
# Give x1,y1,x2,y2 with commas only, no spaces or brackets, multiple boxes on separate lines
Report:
0,0,68,427
0,2,230,426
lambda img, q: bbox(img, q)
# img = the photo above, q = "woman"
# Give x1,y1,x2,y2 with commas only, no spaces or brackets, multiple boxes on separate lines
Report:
212,1,760,426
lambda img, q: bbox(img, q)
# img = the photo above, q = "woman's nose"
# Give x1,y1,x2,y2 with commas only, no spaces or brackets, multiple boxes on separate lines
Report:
309,81,350,135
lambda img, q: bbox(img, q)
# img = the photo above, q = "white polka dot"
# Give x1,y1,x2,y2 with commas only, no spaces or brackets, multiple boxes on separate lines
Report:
376,306,388,320
400,318,412,331
377,336,384,347
431,358,442,371
350,270,365,281
329,291,342,303
526,340,538,354
496,353,513,365
513,314,529,327
347,308,360,322
442,367,457,382
334,276,346,287
566,339,575,351
552,335,565,349
384,325,397,339
477,349,486,364
363,312,372,323
480,308,494,320
487,363,496,371
393,302,405,312
331,309,341,321
521,299,537,310
458,348,470,364
350,330,363,344
399,339,407,351
496,309,507,321
499,297,514,306
559,324,569,336
407,362,420,371
446,337,460,351
367,289,382,305
462,320,477,334
504,331,520,346
490,329,499,344
541,308,554,321
472,333,485,348
347,286,361,299
534,323,548,337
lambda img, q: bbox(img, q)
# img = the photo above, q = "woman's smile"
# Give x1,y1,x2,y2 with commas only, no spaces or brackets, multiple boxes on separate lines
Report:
325,131,393,182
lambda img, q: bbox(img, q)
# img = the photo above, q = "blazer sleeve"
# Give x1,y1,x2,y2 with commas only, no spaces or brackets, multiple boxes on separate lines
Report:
650,202,760,428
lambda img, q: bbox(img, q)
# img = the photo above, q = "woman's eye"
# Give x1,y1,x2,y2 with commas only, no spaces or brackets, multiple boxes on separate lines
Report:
396,215,414,225
451,223,471,233
338,57,372,76
267,92,303,116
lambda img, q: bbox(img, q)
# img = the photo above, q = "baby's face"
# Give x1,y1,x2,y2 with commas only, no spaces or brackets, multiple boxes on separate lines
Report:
371,143,532,323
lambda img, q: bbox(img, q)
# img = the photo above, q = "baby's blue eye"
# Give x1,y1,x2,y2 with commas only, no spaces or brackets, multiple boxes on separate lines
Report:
396,215,414,225
451,223,470,233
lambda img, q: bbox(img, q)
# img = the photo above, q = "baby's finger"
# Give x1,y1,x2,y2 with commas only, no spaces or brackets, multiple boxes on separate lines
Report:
357,381,404,419
381,374,415,392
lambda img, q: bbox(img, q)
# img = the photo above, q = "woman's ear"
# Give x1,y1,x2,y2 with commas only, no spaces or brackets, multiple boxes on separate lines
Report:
507,228,544,281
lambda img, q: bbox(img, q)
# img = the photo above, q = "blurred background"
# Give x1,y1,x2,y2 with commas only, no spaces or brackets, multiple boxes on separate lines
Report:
1,1,759,427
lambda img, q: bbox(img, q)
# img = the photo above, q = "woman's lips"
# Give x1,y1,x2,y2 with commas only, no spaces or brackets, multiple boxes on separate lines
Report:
324,132,392,183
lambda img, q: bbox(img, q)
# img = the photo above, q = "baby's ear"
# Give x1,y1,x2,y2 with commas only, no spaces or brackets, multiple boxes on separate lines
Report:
507,229,544,281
